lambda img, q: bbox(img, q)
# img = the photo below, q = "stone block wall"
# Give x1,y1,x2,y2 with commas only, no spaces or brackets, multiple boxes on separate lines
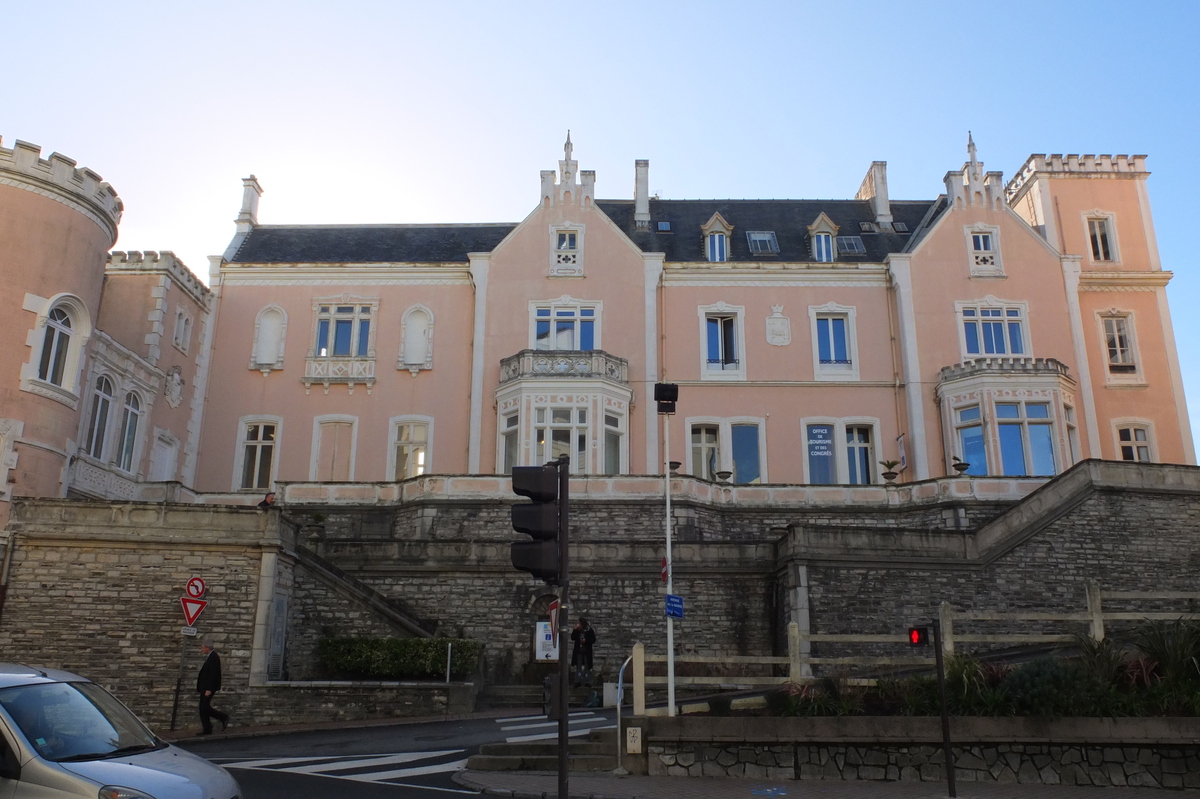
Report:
647,741,1200,789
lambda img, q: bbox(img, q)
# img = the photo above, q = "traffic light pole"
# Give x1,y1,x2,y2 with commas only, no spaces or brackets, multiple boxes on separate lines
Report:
556,454,570,799
664,414,676,717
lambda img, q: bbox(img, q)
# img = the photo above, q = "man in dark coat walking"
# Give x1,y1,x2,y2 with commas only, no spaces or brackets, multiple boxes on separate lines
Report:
570,617,596,687
197,639,230,735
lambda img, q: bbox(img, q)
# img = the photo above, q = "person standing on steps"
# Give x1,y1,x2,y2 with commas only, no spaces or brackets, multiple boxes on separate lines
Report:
570,617,596,687
197,639,230,735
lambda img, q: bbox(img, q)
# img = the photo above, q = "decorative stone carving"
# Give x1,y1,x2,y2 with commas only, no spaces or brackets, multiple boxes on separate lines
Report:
766,305,791,346
164,367,185,408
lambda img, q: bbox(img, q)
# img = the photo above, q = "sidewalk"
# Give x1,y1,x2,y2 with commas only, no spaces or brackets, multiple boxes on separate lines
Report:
455,770,1200,799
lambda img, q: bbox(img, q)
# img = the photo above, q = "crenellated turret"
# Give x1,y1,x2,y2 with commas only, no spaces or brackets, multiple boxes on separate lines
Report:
0,137,123,243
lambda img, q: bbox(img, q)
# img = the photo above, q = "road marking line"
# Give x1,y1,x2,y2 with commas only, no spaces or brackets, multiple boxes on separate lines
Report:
494,710,601,723
224,749,461,770
504,728,592,744
344,758,469,781
284,750,465,774
500,714,599,731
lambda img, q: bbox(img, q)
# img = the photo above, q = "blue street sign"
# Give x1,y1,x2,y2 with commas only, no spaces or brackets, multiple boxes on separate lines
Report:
665,594,684,619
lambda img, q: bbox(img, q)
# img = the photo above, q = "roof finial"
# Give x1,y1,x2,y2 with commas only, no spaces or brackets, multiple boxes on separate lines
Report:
967,131,978,166
564,130,573,163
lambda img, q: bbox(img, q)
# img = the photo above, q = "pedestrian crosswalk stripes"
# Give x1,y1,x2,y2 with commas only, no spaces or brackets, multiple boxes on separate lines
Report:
492,710,615,743
213,748,472,788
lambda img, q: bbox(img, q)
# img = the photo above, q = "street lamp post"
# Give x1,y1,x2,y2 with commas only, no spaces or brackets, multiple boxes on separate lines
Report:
654,383,679,716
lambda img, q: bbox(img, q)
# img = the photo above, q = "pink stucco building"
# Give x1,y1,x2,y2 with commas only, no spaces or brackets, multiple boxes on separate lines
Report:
0,134,1192,521
193,135,1192,496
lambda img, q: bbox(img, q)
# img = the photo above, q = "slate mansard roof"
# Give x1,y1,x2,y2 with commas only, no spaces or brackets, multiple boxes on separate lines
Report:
597,199,939,262
230,223,517,264
228,199,944,265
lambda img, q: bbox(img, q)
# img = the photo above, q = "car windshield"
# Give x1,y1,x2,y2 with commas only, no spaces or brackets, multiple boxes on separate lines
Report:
0,681,161,762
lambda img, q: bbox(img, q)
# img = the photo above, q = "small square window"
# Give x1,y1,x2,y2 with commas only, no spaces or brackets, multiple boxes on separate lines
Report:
746,231,779,254
836,236,866,254
657,221,672,232
859,222,875,233
893,222,909,233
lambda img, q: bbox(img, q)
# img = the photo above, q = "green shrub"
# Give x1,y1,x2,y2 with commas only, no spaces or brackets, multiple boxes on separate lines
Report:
1003,657,1089,717
317,636,481,680
1133,619,1200,685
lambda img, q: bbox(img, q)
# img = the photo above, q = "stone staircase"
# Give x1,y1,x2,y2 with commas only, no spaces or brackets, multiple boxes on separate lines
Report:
468,728,643,773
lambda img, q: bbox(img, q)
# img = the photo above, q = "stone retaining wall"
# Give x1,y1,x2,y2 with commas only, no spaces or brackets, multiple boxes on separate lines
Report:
648,742,1200,789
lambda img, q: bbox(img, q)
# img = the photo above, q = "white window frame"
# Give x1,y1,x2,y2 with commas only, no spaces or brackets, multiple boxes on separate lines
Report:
799,417,882,485
550,223,585,276
233,415,282,491
697,301,746,381
1082,210,1120,265
20,292,93,409
746,231,779,254
172,306,193,355
82,374,117,461
112,390,146,475
964,224,1004,277
685,416,768,484
812,233,834,263
250,305,288,373
808,302,860,381
600,410,626,476
955,297,1031,360
386,414,434,480
707,232,728,263
1096,309,1144,386
993,400,1058,477
1112,419,1155,463
499,411,521,475
309,414,359,482
528,296,602,351
310,298,377,360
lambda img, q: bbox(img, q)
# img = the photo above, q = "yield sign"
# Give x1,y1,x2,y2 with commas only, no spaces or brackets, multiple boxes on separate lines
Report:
180,597,208,626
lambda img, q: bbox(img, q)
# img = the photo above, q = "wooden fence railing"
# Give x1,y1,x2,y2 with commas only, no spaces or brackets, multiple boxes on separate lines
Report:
629,580,1200,715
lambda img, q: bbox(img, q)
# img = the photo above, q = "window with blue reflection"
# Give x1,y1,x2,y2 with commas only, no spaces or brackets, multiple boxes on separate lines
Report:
731,424,760,484
533,304,597,351
957,406,987,475
333,319,353,356
817,317,849,364
807,424,835,484
998,424,1027,476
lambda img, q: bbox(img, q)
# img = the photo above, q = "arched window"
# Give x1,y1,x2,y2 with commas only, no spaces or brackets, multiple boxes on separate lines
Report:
251,306,287,372
84,376,114,458
115,392,142,472
38,307,73,386
400,305,434,375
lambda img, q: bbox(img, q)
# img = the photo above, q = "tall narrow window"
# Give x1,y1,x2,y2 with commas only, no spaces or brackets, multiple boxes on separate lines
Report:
38,307,73,386
707,233,727,263
691,425,719,480
1103,316,1136,373
315,305,371,358
603,414,622,475
394,422,428,479
813,233,833,263
316,420,354,481
956,406,987,476
816,317,850,365
241,423,276,490
806,424,836,485
253,306,286,370
1118,426,1151,462
534,407,588,473
502,414,520,474
706,315,738,370
84,376,114,459
730,424,760,484
961,305,1026,356
114,392,142,472
534,304,596,351
1065,406,1080,464
996,402,1055,477
846,426,873,485
1089,218,1113,261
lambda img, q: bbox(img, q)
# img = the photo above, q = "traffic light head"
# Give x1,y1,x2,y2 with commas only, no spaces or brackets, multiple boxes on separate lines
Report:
510,465,561,584
908,626,930,646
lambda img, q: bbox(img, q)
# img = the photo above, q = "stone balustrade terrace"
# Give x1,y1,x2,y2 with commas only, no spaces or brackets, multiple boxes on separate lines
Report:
939,356,1071,384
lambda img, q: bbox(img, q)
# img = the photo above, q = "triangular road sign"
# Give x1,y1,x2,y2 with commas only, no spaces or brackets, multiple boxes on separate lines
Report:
180,596,208,626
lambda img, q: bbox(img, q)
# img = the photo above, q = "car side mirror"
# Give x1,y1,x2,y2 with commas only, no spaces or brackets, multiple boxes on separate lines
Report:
0,739,20,780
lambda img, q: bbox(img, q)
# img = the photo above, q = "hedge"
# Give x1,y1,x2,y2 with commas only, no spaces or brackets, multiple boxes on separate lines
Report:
317,636,482,680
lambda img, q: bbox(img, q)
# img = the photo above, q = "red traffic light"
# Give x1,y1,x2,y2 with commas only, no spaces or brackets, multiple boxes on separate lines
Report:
908,626,930,646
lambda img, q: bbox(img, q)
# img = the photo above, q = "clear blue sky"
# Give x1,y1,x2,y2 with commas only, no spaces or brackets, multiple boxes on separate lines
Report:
8,0,1200,442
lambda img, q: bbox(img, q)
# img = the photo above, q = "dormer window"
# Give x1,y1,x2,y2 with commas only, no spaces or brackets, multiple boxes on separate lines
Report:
813,233,833,263
707,232,727,262
836,236,866,254
746,231,779,254
550,225,584,275
700,212,734,263
965,224,1004,276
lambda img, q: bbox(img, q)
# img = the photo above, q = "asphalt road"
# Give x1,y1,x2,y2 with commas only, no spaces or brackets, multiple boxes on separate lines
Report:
179,708,617,799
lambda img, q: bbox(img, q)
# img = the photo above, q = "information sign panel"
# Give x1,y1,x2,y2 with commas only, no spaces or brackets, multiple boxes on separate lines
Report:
535,621,557,660
665,594,684,619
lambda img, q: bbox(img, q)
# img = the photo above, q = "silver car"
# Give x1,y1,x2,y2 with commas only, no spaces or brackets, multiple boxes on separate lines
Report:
0,664,240,799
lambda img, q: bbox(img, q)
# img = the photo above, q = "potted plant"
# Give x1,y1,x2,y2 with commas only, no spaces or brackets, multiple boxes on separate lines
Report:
879,460,900,483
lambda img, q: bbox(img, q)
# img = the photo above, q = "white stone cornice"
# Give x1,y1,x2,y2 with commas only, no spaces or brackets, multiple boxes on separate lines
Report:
220,265,472,286
1078,271,1172,291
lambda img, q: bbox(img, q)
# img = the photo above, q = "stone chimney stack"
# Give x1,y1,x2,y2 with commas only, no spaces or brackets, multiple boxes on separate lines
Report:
236,175,263,232
855,161,892,226
634,160,650,229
